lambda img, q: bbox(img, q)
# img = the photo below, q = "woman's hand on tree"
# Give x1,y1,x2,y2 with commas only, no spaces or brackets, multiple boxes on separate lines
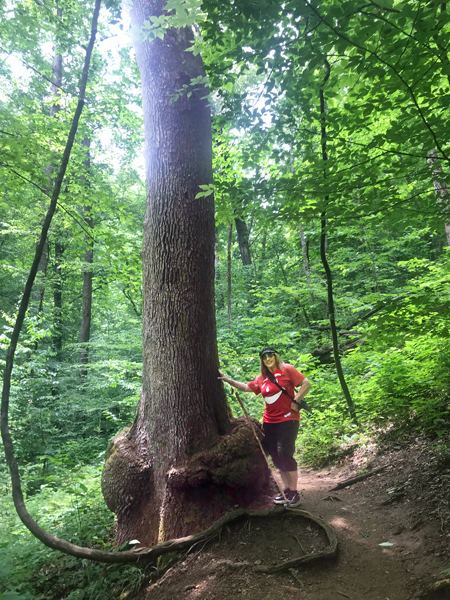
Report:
218,370,228,382
218,372,251,393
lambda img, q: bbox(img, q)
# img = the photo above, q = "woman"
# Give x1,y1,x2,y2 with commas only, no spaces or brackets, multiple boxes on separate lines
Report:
218,347,311,507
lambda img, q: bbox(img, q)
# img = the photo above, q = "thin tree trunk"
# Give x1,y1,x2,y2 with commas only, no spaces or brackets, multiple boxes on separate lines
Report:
235,215,257,306
1,0,104,560
319,60,357,423
261,229,267,261
79,137,94,376
234,216,252,265
53,239,63,356
228,219,232,329
320,215,357,421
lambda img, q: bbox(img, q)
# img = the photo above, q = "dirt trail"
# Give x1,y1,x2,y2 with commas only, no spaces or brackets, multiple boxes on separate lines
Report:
140,445,450,600
294,466,427,600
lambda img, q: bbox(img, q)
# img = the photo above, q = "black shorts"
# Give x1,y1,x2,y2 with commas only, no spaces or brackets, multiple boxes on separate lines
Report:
262,420,299,472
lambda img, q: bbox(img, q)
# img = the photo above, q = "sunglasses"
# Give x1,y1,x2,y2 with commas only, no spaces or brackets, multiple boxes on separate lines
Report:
262,352,275,360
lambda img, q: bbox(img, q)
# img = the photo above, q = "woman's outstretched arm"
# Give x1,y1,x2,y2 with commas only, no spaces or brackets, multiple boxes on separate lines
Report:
218,370,252,393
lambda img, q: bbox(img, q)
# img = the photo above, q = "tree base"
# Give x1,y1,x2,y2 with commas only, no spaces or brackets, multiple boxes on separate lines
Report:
102,416,272,547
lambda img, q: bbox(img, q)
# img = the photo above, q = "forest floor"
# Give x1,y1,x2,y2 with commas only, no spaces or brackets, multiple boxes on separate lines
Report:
136,430,450,600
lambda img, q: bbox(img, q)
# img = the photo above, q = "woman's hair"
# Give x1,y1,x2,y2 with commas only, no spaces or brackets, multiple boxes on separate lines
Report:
260,352,284,377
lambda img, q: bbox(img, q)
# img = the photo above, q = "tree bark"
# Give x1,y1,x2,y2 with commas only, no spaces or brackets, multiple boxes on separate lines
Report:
102,0,270,548
235,215,257,307
234,216,252,265
79,137,94,376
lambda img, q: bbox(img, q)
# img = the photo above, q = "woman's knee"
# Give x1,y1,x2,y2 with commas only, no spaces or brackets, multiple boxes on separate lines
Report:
277,453,297,472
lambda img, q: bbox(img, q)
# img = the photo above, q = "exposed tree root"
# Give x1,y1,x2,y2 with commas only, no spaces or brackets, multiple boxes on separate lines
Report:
252,507,338,572
329,465,389,491
419,578,450,600
126,505,338,573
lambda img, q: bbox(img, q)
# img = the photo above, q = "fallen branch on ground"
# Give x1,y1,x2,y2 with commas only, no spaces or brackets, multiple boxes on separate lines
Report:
289,567,305,587
329,465,390,491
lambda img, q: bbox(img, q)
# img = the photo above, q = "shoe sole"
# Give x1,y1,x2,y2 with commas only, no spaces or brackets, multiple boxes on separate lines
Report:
273,498,286,504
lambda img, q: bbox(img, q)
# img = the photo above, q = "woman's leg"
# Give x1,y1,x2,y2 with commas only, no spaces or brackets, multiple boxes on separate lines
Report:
263,422,290,496
285,470,298,492
277,420,300,492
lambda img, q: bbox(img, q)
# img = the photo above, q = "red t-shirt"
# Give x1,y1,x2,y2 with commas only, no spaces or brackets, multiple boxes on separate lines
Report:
247,364,306,423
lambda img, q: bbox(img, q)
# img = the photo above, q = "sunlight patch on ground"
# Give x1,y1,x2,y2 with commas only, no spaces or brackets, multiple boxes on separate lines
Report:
329,516,352,530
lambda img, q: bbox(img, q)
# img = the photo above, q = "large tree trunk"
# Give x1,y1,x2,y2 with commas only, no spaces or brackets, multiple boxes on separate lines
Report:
102,0,270,548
